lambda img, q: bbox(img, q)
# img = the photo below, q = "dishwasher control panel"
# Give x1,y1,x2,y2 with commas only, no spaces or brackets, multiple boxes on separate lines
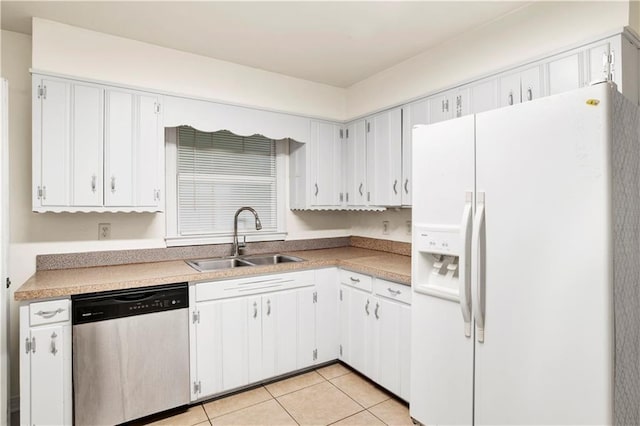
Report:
71,283,188,325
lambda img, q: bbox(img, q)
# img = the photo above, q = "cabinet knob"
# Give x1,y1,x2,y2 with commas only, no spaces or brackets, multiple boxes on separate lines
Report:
253,301,258,318
111,176,116,193
266,299,271,316
365,299,370,315
393,179,398,195
374,302,380,320
314,183,319,197
526,87,533,101
508,92,514,106
359,183,364,196
91,175,97,193
404,179,409,194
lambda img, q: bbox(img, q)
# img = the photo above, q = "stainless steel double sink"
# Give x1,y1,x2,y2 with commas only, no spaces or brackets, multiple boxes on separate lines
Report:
186,254,304,272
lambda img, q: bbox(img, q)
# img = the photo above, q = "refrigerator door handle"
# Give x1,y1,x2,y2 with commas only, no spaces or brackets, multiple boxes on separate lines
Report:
459,191,473,338
472,192,486,343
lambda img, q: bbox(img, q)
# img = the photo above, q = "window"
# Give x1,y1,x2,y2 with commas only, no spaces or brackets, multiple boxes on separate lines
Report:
165,127,286,246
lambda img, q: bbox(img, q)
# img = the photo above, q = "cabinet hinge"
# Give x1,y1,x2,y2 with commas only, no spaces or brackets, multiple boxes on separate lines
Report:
313,291,317,303
37,85,47,100
192,310,200,324
5,277,10,289
37,85,42,99
339,344,343,356
339,129,344,139
313,349,318,361
36,186,42,200
25,337,35,354
339,289,343,301
154,102,161,114
609,50,615,82
193,380,201,394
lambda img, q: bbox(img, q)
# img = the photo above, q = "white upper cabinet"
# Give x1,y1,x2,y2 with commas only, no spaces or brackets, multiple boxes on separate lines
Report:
104,89,163,209
344,120,367,207
32,74,163,212
498,65,544,107
368,108,402,207
469,78,498,114
401,100,428,206
547,52,583,96
289,121,343,209
429,88,470,124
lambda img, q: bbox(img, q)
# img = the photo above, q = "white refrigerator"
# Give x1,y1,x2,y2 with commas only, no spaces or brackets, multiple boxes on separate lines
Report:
410,83,640,425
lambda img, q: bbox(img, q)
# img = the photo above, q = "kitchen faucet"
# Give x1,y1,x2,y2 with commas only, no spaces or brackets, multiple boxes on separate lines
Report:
233,207,262,257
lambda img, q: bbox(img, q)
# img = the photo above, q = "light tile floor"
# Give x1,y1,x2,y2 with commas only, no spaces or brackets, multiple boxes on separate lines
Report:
142,363,413,426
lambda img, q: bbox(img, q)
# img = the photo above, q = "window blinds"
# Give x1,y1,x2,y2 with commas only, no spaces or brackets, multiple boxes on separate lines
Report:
177,127,277,236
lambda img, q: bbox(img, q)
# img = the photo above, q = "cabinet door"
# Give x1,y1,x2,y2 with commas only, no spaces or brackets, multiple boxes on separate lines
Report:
247,296,262,384
586,42,611,85
262,291,297,379
310,121,342,206
135,94,161,207
375,298,401,396
315,269,339,363
71,84,104,206
339,285,350,363
365,120,376,205
348,287,370,374
470,79,498,114
399,304,411,401
547,52,583,96
297,287,317,368
452,88,470,119
428,92,454,123
520,65,544,103
401,102,422,207
38,79,71,207
498,73,521,107
345,120,367,206
104,89,134,206
29,325,67,426
370,109,402,206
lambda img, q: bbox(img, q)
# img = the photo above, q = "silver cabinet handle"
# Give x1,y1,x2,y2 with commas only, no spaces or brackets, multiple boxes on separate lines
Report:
91,175,97,193
266,299,271,316
374,302,380,320
526,87,533,101
35,308,64,319
365,299,370,315
314,183,319,197
508,91,514,106
111,176,116,193
350,277,360,283
359,183,363,196
50,332,58,355
253,301,258,318
387,288,401,296
404,179,409,194
393,180,398,195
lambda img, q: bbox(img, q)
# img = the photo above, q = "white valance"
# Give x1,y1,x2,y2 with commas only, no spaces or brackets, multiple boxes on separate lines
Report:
163,96,311,143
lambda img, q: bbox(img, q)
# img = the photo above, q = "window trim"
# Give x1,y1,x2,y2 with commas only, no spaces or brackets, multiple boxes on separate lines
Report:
164,127,287,247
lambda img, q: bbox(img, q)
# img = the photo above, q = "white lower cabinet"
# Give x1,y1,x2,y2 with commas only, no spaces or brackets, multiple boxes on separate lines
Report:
339,272,411,401
190,270,330,401
19,299,72,426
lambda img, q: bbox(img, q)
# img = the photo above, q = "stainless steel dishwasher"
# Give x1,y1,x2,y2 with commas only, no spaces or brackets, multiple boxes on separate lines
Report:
72,283,189,426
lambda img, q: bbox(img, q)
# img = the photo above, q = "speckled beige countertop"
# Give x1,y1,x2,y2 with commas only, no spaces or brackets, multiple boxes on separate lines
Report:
15,247,411,301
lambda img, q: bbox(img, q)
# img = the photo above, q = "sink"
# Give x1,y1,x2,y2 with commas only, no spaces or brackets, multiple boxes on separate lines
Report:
242,254,305,266
186,257,253,272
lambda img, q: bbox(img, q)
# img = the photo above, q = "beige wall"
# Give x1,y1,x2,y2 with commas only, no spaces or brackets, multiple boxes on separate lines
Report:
32,18,346,121
345,1,631,118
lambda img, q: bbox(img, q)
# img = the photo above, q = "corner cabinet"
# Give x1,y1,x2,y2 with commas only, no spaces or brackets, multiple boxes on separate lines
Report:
32,74,164,212
19,299,72,426
338,270,411,401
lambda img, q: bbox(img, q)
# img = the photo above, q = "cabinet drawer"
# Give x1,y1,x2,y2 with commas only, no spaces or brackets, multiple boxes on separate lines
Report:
195,270,315,302
29,299,70,326
374,279,411,305
339,270,372,292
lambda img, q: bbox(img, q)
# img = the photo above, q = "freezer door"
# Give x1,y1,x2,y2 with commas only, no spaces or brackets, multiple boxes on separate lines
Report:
474,84,613,424
410,116,475,425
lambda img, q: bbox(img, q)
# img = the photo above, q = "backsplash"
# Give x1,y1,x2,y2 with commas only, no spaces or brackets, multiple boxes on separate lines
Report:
35,236,410,270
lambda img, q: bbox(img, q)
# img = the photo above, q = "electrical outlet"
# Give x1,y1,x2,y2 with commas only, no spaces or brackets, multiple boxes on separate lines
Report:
98,223,111,240
382,220,390,235
406,220,412,235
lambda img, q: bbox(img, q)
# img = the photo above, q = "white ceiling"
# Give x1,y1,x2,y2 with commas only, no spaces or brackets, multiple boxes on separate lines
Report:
1,1,529,88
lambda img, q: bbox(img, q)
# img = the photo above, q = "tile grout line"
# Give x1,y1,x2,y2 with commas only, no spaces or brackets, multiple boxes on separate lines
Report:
264,371,328,399
272,394,301,426
202,386,275,422
328,372,392,409
365,407,390,426
326,409,368,425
